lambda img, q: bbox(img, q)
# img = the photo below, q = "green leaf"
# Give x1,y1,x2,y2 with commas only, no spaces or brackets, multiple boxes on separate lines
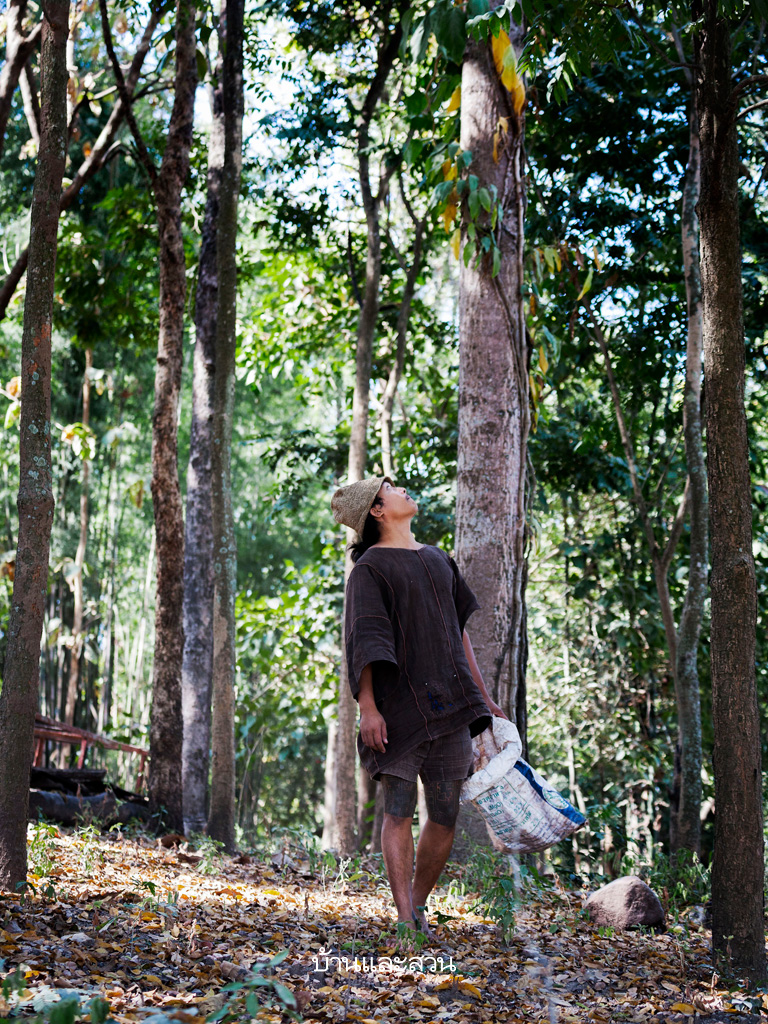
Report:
468,191,480,219
89,997,111,1024
478,187,492,212
492,247,501,277
432,3,467,63
463,242,473,267
468,174,479,191
577,267,594,300
195,47,208,81
49,1000,80,1024
272,983,297,1009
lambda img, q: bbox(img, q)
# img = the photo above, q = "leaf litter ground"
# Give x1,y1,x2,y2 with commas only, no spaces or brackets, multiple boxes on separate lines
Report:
0,829,764,1024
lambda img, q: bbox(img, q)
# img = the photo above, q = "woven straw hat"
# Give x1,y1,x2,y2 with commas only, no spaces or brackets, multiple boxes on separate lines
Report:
331,476,393,536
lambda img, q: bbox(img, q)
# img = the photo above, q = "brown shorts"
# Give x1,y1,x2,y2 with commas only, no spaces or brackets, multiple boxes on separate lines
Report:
383,726,474,783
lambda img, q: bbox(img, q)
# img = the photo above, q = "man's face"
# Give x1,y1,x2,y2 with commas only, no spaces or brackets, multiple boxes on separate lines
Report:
376,480,418,518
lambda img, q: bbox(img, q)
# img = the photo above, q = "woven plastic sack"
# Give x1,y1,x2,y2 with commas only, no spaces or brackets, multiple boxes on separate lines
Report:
460,716,587,854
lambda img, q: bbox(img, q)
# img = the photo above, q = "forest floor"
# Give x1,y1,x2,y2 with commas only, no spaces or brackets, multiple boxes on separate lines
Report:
0,828,764,1024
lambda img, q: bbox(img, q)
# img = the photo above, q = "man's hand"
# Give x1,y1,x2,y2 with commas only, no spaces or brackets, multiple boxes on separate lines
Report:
360,707,388,752
486,700,509,720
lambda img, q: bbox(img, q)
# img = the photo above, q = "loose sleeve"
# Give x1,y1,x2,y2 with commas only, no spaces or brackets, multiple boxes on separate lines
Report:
449,555,481,634
344,564,398,701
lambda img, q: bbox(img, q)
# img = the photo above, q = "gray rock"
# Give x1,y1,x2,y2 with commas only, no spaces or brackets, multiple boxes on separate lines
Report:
584,875,665,931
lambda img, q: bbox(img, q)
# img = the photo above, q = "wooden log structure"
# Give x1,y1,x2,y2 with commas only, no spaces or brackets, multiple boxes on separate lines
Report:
33,713,149,792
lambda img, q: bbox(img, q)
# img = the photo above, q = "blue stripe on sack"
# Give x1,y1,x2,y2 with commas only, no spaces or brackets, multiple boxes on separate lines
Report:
514,760,587,826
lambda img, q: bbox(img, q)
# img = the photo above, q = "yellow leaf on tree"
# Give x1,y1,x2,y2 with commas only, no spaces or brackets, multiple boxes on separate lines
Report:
539,346,548,373
577,267,593,300
492,29,526,109
491,29,511,78
451,228,461,260
670,1004,696,1016
446,85,461,112
443,197,458,233
442,159,457,181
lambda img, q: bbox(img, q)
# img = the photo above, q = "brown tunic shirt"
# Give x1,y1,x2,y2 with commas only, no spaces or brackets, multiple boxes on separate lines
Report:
345,544,492,781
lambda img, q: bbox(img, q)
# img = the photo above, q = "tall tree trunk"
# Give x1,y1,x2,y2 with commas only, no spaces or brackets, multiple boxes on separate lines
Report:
670,96,707,857
207,0,244,853
181,79,222,836
147,0,197,832
456,14,530,733
694,3,766,980
323,14,405,855
0,0,42,156
64,346,92,726
0,0,69,890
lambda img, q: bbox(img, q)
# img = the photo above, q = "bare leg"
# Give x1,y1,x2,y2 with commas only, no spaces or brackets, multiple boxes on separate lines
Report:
411,780,463,934
379,776,418,927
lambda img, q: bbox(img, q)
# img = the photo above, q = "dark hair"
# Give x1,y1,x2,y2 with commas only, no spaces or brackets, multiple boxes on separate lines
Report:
349,494,384,562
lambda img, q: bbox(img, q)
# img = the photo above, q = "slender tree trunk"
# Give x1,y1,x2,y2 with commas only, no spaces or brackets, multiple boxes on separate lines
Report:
146,0,198,832
323,14,405,855
181,79,222,836
670,98,707,857
0,0,69,890
378,210,426,480
0,0,42,156
64,347,92,726
207,0,244,853
695,3,766,980
456,14,530,732
0,4,159,321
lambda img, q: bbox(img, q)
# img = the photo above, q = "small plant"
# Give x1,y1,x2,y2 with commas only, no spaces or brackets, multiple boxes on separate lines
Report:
476,875,517,944
644,849,710,914
209,950,301,1023
74,823,103,875
27,821,58,877
190,834,225,875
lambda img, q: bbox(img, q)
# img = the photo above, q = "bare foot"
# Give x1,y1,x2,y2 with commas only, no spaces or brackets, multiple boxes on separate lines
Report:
411,904,437,941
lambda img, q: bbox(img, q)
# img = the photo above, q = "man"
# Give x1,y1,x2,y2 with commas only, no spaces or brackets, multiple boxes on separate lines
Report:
331,476,507,938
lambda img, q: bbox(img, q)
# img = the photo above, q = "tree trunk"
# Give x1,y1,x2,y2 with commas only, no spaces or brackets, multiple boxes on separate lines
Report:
323,16,404,855
0,0,42,157
670,97,707,857
378,208,426,480
64,347,92,726
455,15,530,732
0,0,69,890
207,0,244,853
147,0,197,833
0,3,159,321
695,2,765,980
181,78,222,836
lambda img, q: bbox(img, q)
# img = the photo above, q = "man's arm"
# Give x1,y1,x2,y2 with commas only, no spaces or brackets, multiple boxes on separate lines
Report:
358,663,388,752
462,630,509,719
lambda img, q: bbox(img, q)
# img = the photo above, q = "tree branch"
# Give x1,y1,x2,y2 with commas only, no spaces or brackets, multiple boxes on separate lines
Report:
738,96,768,120
98,0,157,188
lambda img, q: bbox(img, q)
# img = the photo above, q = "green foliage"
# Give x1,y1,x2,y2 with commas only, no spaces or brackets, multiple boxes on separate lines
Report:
27,822,58,879
208,951,301,1023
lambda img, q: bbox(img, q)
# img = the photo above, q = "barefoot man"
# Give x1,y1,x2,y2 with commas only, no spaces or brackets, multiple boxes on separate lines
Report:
331,477,508,937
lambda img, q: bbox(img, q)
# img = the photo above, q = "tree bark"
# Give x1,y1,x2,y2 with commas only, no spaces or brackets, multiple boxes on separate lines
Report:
0,4,159,321
694,3,766,980
147,0,198,833
0,0,42,157
378,198,426,480
670,95,707,857
64,347,92,726
207,0,244,854
0,0,69,891
323,11,405,855
456,14,530,734
181,78,223,836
